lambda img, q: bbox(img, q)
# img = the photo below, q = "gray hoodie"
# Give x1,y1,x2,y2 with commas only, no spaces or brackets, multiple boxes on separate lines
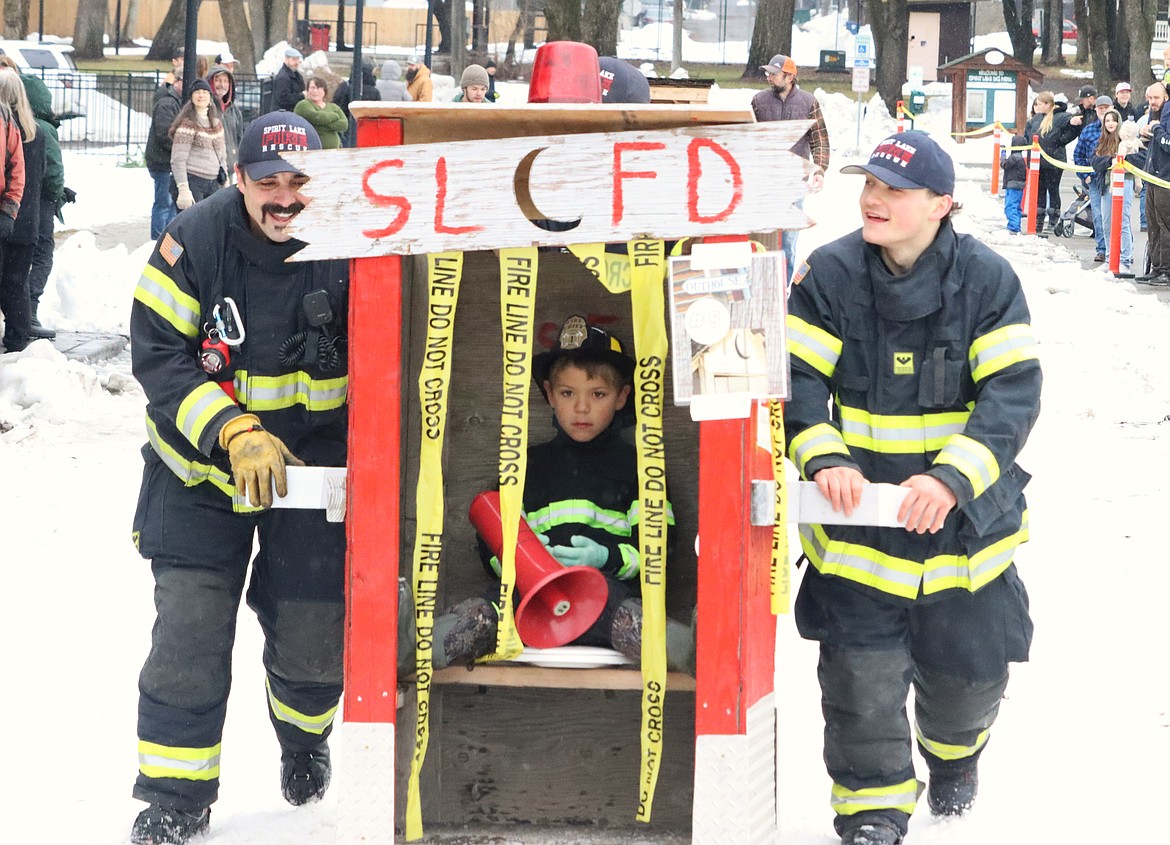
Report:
376,60,412,102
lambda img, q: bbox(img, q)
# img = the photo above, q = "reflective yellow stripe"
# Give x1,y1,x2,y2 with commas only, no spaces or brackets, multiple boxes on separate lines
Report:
831,778,919,816
138,740,221,781
234,370,348,411
176,381,237,449
969,323,1038,383
265,677,338,735
616,543,639,579
934,433,999,498
145,414,264,513
789,422,850,477
134,264,200,338
923,511,1028,594
839,405,970,453
802,510,1028,599
629,499,676,526
787,313,842,377
800,523,924,599
916,726,990,761
527,499,632,536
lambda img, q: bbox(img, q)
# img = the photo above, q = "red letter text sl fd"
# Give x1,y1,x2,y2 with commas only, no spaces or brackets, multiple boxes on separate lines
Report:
361,159,411,238
687,137,743,224
613,142,665,225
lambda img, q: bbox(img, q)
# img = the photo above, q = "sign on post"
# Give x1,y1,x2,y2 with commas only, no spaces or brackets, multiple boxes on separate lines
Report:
283,121,817,260
851,31,875,69
852,66,870,93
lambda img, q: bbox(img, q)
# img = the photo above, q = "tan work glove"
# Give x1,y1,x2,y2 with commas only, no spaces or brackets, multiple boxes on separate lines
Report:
176,181,195,210
219,413,304,508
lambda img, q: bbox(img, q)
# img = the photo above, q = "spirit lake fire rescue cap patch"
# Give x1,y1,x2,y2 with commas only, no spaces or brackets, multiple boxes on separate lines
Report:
839,130,955,197
237,111,322,180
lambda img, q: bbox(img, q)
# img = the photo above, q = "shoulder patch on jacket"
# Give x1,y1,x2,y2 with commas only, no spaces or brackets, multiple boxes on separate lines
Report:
159,233,184,267
790,260,810,286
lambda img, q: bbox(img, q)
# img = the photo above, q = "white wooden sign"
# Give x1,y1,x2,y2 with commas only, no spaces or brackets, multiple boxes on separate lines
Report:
282,121,816,260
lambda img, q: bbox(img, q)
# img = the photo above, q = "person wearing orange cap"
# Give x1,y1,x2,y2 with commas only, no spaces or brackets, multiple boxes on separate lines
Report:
751,53,829,279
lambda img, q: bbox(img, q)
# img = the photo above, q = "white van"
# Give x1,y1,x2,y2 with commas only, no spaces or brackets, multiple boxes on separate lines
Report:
0,40,89,117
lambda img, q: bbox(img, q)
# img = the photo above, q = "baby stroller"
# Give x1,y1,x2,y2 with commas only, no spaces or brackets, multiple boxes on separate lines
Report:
1052,184,1095,238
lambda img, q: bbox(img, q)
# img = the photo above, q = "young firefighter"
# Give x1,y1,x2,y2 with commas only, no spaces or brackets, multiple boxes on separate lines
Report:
412,316,694,672
784,131,1041,845
1001,133,1026,233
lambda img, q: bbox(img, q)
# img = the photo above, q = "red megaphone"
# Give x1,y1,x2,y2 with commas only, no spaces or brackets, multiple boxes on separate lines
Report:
469,490,608,649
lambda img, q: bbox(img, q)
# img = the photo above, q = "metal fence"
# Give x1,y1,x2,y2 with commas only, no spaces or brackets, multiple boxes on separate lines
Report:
32,69,271,159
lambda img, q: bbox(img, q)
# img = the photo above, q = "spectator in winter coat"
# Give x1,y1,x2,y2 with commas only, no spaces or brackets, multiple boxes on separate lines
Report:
1073,93,1113,261
1093,109,1143,274
333,60,383,148
484,58,501,102
1138,82,1170,284
169,79,227,212
1114,81,1143,123
16,63,68,340
145,78,182,238
293,77,350,149
405,55,433,102
1001,134,1027,233
1023,91,1083,234
375,59,412,102
0,69,38,353
271,48,306,113
207,65,243,175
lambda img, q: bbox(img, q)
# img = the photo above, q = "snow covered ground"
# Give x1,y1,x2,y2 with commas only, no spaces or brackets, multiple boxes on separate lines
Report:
3,43,1169,845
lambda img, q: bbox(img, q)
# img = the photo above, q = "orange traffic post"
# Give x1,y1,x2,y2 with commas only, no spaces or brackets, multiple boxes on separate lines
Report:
1025,136,1040,236
896,100,905,133
1109,154,1124,275
990,122,1001,198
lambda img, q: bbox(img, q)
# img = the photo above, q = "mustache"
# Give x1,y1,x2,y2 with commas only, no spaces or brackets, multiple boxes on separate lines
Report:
261,201,306,217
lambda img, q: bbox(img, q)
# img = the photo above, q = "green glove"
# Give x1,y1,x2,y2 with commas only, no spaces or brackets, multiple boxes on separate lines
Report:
548,535,609,569
220,413,304,508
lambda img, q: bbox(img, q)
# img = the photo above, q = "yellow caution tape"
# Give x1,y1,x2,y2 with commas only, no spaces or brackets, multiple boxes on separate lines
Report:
629,237,669,824
1123,158,1170,189
769,400,790,614
950,122,997,137
487,248,535,662
405,251,464,841
1035,146,1092,173
568,242,632,293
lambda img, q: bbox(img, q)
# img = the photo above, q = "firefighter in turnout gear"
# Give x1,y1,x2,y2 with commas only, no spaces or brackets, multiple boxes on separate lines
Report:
784,132,1041,845
128,112,348,845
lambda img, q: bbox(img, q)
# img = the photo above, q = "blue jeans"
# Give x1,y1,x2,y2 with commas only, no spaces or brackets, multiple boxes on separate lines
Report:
1139,182,1147,230
782,196,805,283
1086,177,1105,254
150,169,177,240
1004,188,1023,233
1101,176,1134,267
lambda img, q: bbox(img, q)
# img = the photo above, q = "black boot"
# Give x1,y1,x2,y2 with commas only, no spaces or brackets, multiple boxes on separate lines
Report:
130,804,210,844
28,318,56,340
926,758,979,816
432,597,497,669
841,822,902,845
280,740,331,806
1035,209,1046,234
609,598,696,675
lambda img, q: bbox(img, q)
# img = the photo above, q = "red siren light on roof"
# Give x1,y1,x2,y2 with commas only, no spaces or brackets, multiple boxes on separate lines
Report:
527,41,603,104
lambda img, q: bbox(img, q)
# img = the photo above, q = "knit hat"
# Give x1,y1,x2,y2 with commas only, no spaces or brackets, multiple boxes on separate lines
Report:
237,111,322,180
840,130,955,196
1095,95,1114,108
285,47,303,59
532,316,635,399
188,78,212,98
407,54,424,66
460,64,490,88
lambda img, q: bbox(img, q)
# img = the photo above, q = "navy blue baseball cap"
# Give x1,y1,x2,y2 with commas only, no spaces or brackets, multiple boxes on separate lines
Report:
237,111,321,180
840,130,955,196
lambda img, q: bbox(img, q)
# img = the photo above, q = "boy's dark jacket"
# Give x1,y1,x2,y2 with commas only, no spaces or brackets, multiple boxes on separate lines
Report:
1001,134,1027,190
478,418,674,582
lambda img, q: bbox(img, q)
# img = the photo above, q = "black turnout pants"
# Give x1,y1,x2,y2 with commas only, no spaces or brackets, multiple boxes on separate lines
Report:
795,566,1033,836
131,457,345,811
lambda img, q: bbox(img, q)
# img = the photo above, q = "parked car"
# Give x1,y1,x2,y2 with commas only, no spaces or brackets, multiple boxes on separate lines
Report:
1031,19,1078,41
0,39,92,118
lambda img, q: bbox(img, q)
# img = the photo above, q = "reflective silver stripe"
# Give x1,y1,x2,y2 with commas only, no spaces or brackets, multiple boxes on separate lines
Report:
176,382,235,448
935,433,999,497
629,499,676,525
134,264,200,337
800,523,923,599
146,414,232,488
236,371,348,411
527,501,632,535
969,323,1038,382
616,544,640,578
137,740,221,781
787,314,841,377
830,779,919,814
266,679,337,735
839,407,969,453
916,725,990,761
790,423,849,476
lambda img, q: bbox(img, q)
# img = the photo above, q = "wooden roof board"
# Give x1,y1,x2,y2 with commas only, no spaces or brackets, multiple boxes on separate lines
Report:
349,100,757,145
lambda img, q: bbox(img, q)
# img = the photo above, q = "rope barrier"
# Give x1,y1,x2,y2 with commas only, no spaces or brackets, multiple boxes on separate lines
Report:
951,122,998,137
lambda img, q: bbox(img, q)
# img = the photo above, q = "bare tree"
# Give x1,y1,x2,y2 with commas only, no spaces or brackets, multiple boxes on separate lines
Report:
1109,0,1129,81
1074,0,1089,63
117,0,143,47
867,0,908,112
1085,0,1113,90
1001,0,1036,65
545,0,581,42
744,0,792,80
146,0,199,62
581,0,621,56
220,0,257,75
246,0,294,60
1125,0,1157,87
4,0,28,40
74,0,110,60
1040,0,1065,65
